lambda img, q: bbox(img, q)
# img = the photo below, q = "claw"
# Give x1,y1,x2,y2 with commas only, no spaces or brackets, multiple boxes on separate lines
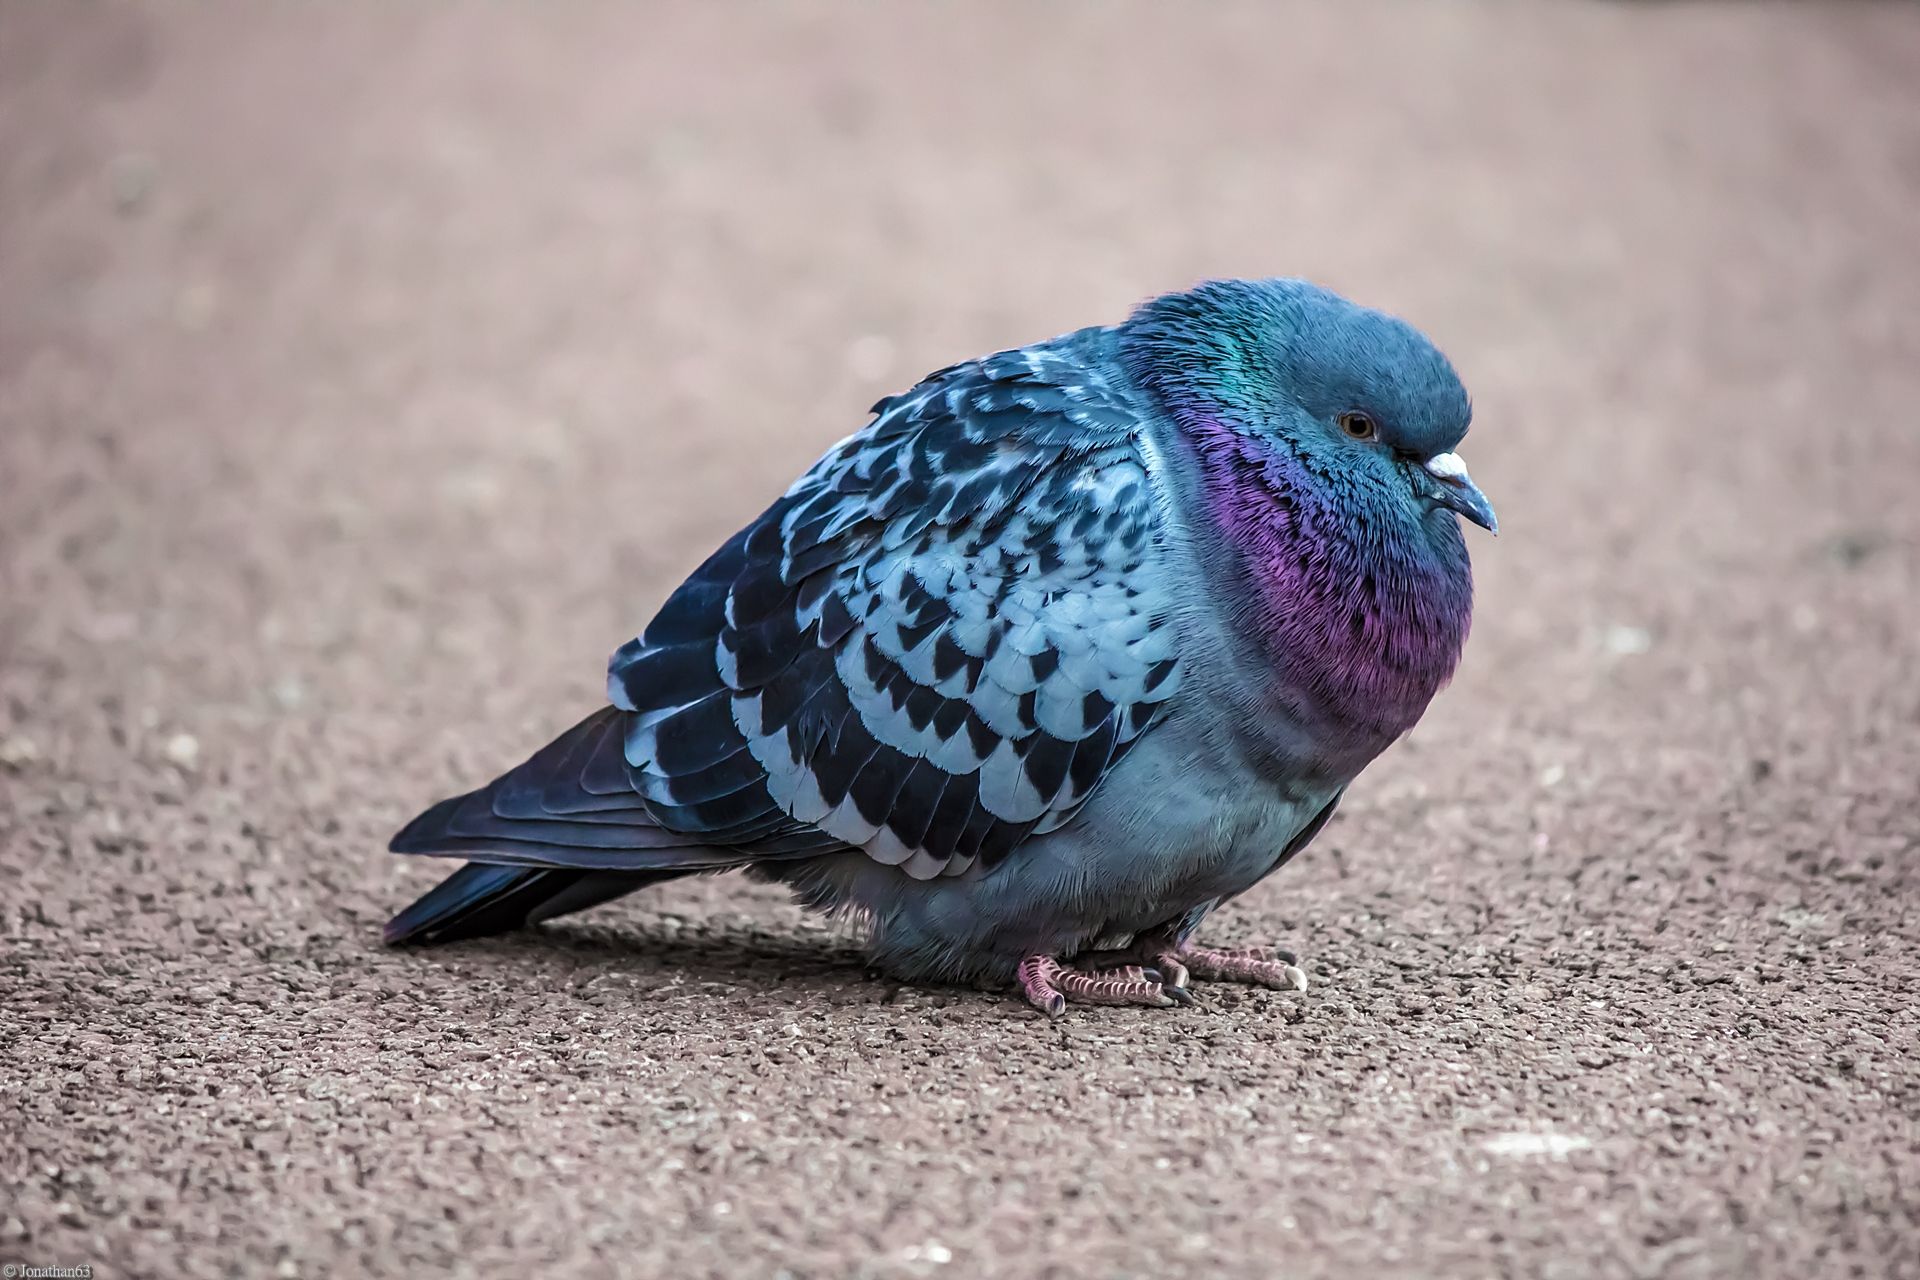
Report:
1179,943,1310,992
1018,954,1178,1014
1017,938,1309,1014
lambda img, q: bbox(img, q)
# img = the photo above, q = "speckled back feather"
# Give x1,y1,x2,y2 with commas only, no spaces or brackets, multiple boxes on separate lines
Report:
590,327,1183,880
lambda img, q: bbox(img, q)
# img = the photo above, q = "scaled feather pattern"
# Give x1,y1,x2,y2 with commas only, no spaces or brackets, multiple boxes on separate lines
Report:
607,333,1178,882
385,278,1495,991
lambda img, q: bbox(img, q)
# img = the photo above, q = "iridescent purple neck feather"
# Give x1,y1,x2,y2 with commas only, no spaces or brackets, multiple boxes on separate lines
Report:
1185,417,1473,749
1116,278,1480,759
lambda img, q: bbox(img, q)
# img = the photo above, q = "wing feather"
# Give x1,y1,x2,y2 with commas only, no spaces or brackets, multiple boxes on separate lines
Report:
602,325,1181,878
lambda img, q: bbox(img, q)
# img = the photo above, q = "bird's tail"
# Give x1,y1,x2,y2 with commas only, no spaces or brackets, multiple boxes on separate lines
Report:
383,862,691,945
384,705,736,945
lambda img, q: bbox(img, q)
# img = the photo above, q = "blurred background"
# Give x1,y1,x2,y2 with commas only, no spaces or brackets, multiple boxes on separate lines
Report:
2,4,1916,1279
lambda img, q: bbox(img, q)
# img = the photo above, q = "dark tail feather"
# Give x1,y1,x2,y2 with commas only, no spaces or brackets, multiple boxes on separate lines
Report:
389,706,730,869
384,863,693,945
384,706,742,945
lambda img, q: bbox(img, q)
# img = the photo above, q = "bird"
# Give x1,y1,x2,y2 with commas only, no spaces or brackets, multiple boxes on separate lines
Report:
383,277,1496,1015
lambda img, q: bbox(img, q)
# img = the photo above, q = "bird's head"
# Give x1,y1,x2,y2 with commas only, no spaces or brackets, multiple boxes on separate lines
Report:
1119,278,1496,538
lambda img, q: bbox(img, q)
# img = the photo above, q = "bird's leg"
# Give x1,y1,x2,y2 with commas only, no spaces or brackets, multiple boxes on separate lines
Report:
1071,923,1199,998
1018,925,1307,1014
1073,939,1191,995
1016,954,1183,1017
1175,941,1309,992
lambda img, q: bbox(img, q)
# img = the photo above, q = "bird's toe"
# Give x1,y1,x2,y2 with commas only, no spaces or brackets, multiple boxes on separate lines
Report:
1179,943,1310,992
1016,954,1182,1016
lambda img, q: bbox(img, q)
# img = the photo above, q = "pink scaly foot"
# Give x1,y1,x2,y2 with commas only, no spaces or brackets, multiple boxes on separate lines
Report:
1016,954,1184,1017
1176,942,1309,992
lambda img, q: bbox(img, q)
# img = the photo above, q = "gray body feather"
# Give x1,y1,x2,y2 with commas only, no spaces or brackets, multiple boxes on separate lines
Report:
388,286,1480,983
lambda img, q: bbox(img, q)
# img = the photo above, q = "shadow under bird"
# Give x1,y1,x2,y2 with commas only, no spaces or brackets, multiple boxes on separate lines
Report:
385,277,1497,1014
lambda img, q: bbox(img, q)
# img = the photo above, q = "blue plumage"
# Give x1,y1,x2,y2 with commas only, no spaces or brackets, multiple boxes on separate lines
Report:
386,279,1495,1014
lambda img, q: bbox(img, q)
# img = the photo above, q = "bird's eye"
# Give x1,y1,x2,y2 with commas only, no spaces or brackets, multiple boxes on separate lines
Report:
1338,411,1377,442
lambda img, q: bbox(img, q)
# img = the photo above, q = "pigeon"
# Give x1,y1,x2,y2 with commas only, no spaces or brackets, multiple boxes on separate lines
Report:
384,278,1495,1015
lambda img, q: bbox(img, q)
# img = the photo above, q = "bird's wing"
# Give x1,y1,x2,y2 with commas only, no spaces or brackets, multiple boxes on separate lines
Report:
608,333,1183,880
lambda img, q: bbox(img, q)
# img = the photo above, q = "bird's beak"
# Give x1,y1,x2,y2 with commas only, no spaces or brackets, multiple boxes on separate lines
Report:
1422,452,1498,534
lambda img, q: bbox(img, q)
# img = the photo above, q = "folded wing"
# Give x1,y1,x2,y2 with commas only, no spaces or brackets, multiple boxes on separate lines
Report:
610,330,1182,879
397,328,1184,883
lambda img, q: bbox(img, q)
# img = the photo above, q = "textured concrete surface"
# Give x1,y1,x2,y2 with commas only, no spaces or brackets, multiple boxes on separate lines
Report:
3,4,1918,1278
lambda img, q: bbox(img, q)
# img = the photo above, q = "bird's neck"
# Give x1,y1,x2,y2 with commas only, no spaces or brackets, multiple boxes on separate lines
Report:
1178,419,1474,752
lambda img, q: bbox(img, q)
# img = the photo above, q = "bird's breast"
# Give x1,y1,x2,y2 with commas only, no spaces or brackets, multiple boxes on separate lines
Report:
1192,465,1474,757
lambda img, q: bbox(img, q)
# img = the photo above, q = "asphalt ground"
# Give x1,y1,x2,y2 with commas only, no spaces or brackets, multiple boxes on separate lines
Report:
2,4,1917,1278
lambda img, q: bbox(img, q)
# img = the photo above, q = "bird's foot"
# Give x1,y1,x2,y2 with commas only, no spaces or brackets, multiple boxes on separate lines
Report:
1016,954,1190,1017
1175,942,1309,992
